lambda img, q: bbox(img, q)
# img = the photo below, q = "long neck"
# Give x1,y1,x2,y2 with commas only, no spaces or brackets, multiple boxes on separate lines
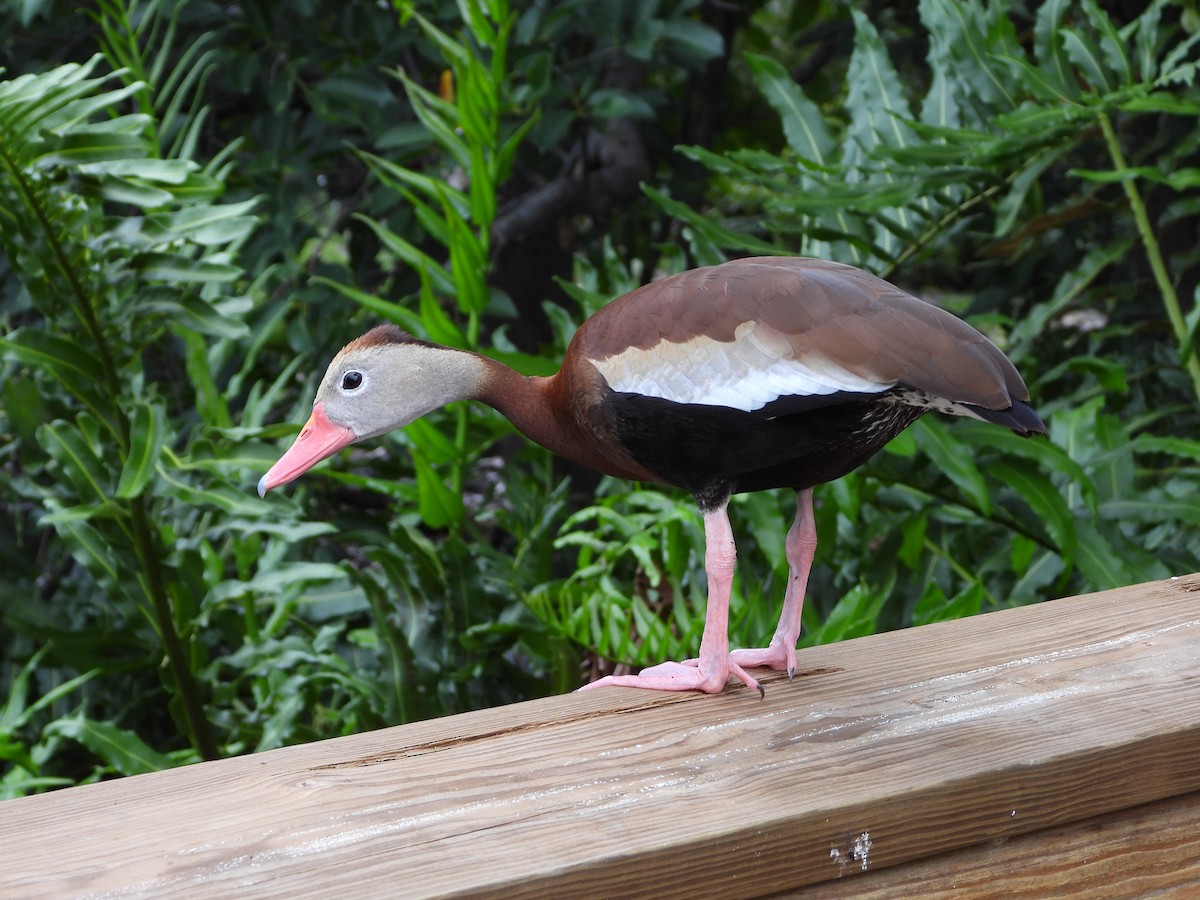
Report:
473,357,568,457
472,354,658,483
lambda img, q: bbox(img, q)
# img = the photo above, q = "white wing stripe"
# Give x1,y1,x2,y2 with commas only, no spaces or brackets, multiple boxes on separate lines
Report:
594,333,892,412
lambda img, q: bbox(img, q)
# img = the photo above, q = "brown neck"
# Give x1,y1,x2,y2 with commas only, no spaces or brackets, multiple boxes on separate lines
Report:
473,356,657,483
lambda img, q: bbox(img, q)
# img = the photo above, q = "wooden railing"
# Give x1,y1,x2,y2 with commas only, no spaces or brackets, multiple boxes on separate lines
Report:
3,574,1199,898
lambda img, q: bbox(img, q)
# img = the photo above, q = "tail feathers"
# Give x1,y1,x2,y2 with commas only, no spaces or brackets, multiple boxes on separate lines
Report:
965,400,1047,436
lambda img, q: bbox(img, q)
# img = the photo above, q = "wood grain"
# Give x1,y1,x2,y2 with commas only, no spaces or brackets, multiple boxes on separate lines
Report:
2,574,1199,898
792,790,1200,899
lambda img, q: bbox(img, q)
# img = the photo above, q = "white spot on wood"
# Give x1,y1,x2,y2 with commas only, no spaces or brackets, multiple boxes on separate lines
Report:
853,832,872,871
830,831,873,873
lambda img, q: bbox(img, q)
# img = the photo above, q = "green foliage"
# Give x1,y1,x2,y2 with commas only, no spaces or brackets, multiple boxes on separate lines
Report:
2,0,1199,798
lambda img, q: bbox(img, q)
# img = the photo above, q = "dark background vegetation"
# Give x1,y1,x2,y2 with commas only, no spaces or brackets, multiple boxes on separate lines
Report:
2,0,1198,794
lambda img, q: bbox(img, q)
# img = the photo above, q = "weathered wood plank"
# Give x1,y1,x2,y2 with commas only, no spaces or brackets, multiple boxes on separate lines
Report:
2,574,1199,898
793,789,1200,899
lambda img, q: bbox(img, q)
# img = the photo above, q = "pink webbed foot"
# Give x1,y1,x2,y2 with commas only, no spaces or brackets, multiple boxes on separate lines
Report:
727,639,798,679
579,658,764,698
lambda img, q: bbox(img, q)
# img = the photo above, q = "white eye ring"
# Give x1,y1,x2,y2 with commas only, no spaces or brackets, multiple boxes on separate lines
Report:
340,369,365,392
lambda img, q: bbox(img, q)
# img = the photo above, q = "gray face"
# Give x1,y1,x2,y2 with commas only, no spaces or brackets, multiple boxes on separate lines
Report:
314,342,482,442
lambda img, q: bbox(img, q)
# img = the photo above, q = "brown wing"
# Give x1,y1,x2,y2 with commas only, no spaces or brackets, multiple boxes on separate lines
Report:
569,257,1029,414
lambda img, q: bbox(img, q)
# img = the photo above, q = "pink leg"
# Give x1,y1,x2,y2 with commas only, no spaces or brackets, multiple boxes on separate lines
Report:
579,502,764,697
728,487,817,678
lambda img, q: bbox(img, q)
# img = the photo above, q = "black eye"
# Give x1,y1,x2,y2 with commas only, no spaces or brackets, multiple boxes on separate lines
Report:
341,371,363,391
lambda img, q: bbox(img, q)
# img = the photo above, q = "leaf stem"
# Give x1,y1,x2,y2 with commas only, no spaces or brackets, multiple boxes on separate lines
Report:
1097,110,1200,404
129,496,217,759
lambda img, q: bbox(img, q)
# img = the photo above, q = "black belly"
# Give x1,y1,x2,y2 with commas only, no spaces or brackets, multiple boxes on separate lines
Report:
605,391,923,508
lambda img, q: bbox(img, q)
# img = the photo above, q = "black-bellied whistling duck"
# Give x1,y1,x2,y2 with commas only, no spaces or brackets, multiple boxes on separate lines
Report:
259,257,1045,697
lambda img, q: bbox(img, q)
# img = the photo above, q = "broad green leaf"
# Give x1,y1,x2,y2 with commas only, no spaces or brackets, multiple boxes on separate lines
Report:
37,500,125,524
585,88,655,120
116,400,166,499
312,277,426,335
997,54,1077,103
990,461,1076,567
1100,498,1200,528
159,465,272,516
354,214,456,296
1072,521,1129,588
1157,28,1200,84
396,72,471,172
402,7,470,67
207,561,347,603
133,252,241,283
884,429,918,457
144,198,259,245
1069,165,1200,192
803,576,893,646
746,52,835,164
923,0,1020,118
1,650,96,732
496,111,539,183
1052,396,1106,510
164,171,224,202
458,60,497,146
38,76,141,131
643,184,782,256
1118,92,1200,116
1033,0,1076,98
38,420,110,504
215,519,336,541
359,150,469,215
186,294,252,339
468,141,496,231
847,11,917,154
1073,521,1168,589
78,157,195,183
142,292,250,339
952,420,1098,514
1132,0,1167,82
455,0,497,47
35,130,146,166
994,145,1068,236
1060,27,1112,93
418,267,468,347
46,716,175,776
403,417,461,465
412,452,463,529
1081,0,1131,88
0,328,106,387
53,515,121,583
844,10,922,258
918,0,963,127
442,189,488,314
98,179,174,207
1131,435,1200,461
1066,356,1128,393
897,511,928,570
911,418,991,515
1012,549,1064,601
912,581,984,627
